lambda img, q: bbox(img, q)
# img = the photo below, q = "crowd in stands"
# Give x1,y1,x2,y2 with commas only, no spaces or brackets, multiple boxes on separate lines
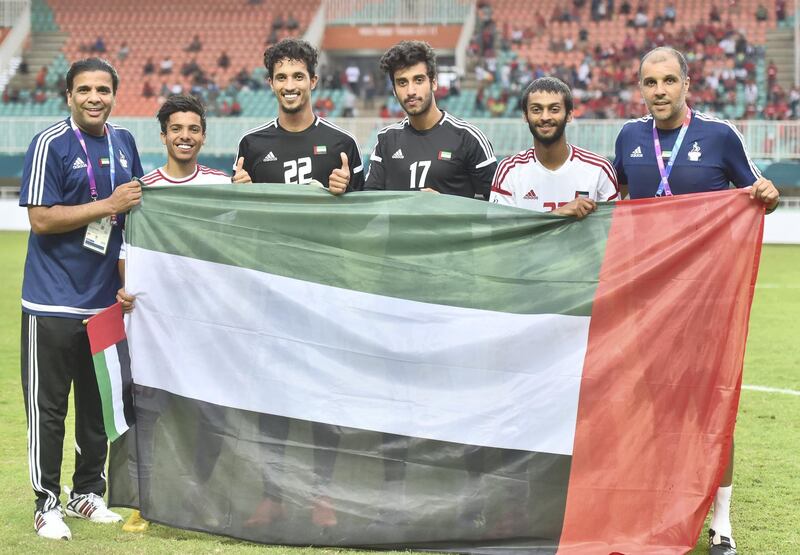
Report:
2,1,799,121
468,0,799,120
2,9,308,118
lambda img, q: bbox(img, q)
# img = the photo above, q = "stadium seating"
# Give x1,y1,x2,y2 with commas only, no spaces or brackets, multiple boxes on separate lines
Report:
462,0,786,120
31,0,320,116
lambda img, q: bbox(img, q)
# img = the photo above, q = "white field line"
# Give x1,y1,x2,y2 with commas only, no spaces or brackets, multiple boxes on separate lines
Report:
742,385,800,396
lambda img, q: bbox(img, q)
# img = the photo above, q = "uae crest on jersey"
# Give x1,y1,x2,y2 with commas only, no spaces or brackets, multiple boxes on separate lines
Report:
313,145,327,155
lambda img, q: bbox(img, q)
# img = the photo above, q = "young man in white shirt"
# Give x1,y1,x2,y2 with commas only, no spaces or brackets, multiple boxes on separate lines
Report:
490,77,619,217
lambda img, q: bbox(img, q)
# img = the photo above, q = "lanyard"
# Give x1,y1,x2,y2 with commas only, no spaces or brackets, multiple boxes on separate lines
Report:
71,119,116,201
652,108,691,197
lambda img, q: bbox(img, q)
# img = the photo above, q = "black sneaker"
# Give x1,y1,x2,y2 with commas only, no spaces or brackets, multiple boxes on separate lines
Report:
709,528,737,555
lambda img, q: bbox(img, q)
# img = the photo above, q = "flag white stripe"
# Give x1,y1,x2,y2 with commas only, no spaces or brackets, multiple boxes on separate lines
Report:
103,344,129,436
127,246,587,455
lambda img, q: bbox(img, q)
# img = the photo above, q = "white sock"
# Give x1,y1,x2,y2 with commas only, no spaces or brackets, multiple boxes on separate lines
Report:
710,485,733,537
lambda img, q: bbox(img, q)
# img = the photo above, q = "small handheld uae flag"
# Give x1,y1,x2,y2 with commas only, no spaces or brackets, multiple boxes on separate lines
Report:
86,302,134,441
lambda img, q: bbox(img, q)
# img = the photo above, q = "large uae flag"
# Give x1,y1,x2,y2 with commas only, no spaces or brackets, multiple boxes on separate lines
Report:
108,183,763,553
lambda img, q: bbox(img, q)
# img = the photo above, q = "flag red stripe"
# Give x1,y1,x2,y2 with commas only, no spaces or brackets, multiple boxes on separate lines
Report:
86,302,125,355
558,189,764,553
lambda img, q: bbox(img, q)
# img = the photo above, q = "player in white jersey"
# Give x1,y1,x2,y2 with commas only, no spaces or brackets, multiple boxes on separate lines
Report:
141,95,236,186
119,95,244,533
490,77,618,217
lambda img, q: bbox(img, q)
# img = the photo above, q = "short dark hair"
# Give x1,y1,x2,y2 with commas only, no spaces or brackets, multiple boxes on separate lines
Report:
263,38,318,79
66,57,119,93
639,46,689,81
156,94,207,133
519,77,574,114
379,41,437,82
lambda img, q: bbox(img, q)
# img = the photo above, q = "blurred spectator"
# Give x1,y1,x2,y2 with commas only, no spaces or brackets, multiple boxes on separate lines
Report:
35,66,47,89
4,87,20,103
755,3,768,21
487,95,508,117
776,0,786,22
709,4,721,22
143,57,155,75
620,0,631,14
790,86,800,118
19,58,29,75
362,72,376,109
185,34,203,53
342,88,356,117
345,63,360,95
142,81,155,98
91,36,106,54
767,60,778,87
159,56,174,75
314,97,335,118
633,7,648,27
744,80,758,105
117,41,130,62
663,3,676,23
218,51,230,69
286,13,299,31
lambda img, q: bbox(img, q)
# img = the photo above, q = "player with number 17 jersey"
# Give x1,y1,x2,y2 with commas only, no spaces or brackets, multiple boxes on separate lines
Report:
235,116,364,190
365,112,496,198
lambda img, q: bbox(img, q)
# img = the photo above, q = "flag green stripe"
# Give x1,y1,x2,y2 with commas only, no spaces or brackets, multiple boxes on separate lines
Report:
128,184,612,316
92,352,122,441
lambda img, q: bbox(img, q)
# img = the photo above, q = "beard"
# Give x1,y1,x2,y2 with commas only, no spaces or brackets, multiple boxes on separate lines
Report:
528,119,567,146
280,94,307,114
402,93,433,116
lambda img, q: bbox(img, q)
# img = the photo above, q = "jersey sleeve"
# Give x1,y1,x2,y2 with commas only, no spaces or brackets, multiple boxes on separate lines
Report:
464,128,497,200
19,132,65,207
722,124,760,187
346,136,365,192
488,157,516,206
234,137,252,177
613,129,628,186
596,162,620,201
128,134,144,178
364,136,386,191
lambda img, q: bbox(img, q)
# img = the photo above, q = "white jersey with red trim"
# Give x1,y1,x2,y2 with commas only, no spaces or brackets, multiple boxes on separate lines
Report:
140,164,229,186
489,145,618,212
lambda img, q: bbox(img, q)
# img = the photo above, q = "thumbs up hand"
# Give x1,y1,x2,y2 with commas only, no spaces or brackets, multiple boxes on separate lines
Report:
232,156,252,183
327,152,350,195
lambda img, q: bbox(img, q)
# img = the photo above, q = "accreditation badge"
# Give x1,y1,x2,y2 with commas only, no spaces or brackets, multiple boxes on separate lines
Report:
83,216,113,255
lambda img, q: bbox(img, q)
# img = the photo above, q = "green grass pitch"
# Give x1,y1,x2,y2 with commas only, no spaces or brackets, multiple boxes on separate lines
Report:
0,231,797,554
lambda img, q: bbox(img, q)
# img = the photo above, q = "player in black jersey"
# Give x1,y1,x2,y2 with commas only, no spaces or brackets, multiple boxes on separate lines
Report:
234,38,363,194
365,41,497,532
237,39,354,531
365,40,496,198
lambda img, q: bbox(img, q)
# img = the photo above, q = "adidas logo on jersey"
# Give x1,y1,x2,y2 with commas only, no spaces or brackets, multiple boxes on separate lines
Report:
392,149,404,159
630,146,643,158
72,157,87,170
523,189,538,200
263,152,278,162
